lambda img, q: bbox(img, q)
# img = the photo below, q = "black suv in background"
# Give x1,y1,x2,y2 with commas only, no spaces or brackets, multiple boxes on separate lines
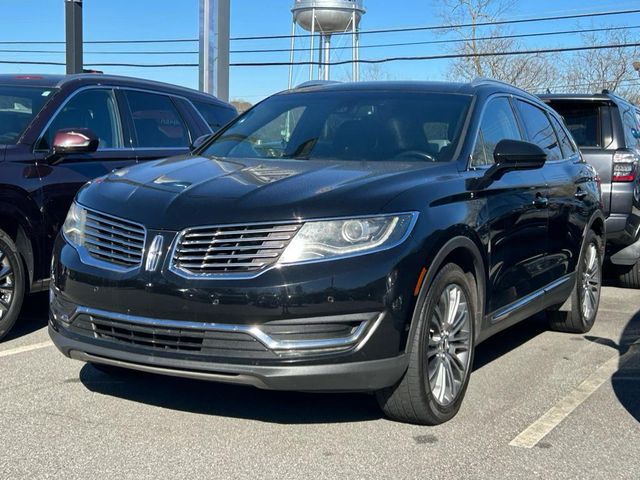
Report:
541,91,640,287
50,80,604,424
0,74,236,339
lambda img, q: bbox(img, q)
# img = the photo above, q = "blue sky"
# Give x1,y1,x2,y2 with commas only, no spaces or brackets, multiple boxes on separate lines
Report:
0,0,639,101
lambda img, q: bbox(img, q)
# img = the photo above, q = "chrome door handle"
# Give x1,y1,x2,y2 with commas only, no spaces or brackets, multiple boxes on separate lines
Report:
575,188,588,200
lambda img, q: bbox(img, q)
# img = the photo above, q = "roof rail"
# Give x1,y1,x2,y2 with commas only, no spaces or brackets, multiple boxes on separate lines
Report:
293,80,341,89
470,77,534,95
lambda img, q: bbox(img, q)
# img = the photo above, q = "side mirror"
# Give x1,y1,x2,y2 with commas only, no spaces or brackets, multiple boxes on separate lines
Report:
48,128,99,164
469,140,547,190
190,134,211,153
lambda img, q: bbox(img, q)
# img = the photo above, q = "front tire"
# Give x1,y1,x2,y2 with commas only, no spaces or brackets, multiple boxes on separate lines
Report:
0,229,26,341
548,230,603,333
377,263,476,425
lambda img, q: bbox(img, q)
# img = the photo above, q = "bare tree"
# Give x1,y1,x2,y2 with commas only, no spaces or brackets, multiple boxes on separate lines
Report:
438,0,557,91
230,99,253,113
560,28,640,103
360,64,395,82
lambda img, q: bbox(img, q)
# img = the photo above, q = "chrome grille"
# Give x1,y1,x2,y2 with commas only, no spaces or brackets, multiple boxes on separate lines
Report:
172,222,302,275
84,210,146,268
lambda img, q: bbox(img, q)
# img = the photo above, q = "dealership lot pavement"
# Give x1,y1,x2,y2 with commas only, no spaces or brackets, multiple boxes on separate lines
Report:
1,287,638,479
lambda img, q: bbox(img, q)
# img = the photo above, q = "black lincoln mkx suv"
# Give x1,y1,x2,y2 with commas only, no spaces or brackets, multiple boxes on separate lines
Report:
50,80,604,424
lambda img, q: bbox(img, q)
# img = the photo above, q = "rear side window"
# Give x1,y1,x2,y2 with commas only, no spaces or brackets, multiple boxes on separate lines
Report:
515,100,563,161
472,97,522,166
621,105,640,151
42,88,123,150
549,115,577,157
124,90,190,148
544,102,601,147
193,100,236,131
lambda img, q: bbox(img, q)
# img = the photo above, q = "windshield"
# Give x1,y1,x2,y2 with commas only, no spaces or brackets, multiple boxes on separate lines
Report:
203,90,472,162
0,85,55,144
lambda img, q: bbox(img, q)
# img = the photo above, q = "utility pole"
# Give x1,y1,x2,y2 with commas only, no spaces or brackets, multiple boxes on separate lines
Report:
199,0,230,101
65,0,83,74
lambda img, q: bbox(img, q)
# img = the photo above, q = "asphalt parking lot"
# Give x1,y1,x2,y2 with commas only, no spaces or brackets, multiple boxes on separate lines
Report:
1,287,638,480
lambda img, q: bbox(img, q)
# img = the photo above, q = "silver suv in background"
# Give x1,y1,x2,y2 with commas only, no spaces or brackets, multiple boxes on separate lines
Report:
541,91,640,288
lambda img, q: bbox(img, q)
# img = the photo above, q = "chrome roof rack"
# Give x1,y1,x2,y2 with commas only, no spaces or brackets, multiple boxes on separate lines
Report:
293,80,342,89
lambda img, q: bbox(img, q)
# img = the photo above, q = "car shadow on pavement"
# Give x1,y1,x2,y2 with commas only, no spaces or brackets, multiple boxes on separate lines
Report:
472,313,548,371
3,292,49,342
80,364,384,424
78,313,549,424
585,309,640,423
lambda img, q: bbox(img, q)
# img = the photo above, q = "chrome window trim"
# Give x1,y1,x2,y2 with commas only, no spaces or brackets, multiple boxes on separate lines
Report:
63,203,148,273
34,84,202,154
185,97,215,133
69,306,383,353
167,212,419,280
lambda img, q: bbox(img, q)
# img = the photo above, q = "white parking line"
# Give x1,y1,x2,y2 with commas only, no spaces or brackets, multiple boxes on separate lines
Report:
0,341,54,358
510,344,638,449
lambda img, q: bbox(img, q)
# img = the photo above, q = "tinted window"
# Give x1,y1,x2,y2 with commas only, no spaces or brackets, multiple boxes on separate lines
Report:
549,114,577,157
0,85,55,145
516,100,562,161
544,102,601,147
193,100,236,131
621,105,640,151
203,91,472,162
42,88,123,150
124,91,190,148
472,97,522,166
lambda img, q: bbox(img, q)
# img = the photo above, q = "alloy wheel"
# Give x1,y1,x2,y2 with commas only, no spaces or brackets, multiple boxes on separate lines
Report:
0,247,15,320
581,242,601,321
426,284,472,407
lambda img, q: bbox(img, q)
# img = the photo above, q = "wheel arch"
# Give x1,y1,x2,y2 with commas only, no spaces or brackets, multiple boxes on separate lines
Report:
587,210,606,240
0,204,38,290
405,233,487,355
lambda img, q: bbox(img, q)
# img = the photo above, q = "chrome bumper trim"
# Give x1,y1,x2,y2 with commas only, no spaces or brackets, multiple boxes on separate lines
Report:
68,306,382,353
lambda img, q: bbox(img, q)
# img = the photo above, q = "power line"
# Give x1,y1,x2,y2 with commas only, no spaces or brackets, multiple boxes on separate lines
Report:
230,7,640,41
0,49,198,55
230,42,640,67
0,60,197,67
0,38,197,45
230,24,640,54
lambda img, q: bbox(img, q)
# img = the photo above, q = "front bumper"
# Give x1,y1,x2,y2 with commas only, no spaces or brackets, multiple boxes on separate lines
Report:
606,211,640,263
50,228,421,391
49,324,408,391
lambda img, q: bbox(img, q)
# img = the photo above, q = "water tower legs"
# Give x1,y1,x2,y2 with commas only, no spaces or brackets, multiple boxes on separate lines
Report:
322,35,331,81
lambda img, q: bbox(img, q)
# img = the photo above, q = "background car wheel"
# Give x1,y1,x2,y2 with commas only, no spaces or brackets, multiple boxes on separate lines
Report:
0,229,26,341
376,263,476,425
548,229,603,334
615,260,640,289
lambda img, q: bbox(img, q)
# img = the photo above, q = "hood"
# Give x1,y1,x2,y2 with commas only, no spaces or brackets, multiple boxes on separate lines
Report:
77,155,451,230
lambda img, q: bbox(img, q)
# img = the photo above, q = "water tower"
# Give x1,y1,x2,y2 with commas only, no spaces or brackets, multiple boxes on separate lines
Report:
288,0,366,87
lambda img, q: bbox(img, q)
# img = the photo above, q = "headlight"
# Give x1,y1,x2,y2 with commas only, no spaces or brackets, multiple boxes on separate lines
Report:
279,213,417,264
62,202,87,246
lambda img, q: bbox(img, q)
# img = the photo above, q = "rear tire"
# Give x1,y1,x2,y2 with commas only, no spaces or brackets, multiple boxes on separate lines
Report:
0,229,26,341
548,230,602,334
376,263,476,425
616,260,640,289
